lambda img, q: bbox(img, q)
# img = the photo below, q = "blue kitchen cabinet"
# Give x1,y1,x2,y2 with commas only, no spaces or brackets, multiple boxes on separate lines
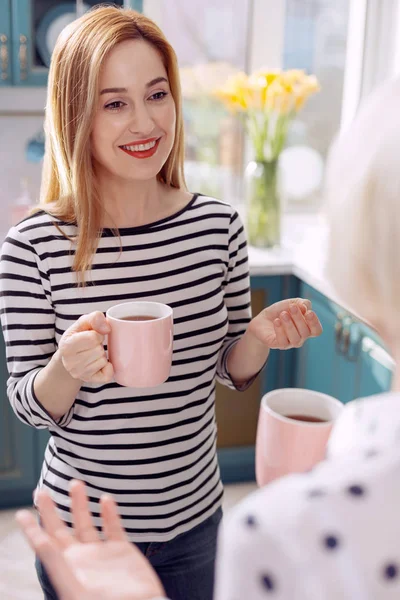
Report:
356,328,394,398
295,285,338,396
295,282,393,403
4,0,143,86
0,0,12,86
0,331,39,508
296,282,358,403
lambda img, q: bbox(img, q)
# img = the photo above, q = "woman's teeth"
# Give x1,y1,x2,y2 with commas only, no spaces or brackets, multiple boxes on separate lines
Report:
121,140,157,152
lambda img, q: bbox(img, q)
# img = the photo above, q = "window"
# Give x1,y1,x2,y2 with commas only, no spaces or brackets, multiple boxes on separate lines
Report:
143,0,252,201
283,0,350,159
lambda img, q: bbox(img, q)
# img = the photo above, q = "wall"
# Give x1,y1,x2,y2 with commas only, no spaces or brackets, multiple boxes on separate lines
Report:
0,114,44,239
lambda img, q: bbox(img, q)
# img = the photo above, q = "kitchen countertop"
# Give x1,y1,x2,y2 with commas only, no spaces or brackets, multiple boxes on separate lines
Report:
249,212,331,290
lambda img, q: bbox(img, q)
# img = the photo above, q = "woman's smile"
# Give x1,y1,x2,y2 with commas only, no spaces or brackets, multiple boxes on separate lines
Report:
119,136,161,159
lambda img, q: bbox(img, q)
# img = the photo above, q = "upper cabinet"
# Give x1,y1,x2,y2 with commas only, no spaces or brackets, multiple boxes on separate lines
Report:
0,0,143,87
0,1,12,85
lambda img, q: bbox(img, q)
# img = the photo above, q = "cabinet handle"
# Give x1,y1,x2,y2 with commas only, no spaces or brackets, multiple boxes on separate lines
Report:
19,34,28,81
0,33,8,80
342,325,360,362
335,312,345,354
335,320,343,353
341,329,350,355
362,337,395,371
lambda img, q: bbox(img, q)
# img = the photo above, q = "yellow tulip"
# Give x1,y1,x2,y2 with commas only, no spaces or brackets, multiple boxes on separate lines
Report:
213,67,320,158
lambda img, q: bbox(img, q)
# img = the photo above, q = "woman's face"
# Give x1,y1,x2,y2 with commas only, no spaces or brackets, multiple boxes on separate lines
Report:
91,39,176,182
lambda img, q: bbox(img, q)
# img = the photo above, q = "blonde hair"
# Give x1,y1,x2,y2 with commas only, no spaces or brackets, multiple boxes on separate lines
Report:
37,5,186,280
324,77,400,330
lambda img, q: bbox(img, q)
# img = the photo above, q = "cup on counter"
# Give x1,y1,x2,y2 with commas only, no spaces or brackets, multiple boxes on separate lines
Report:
106,301,173,388
255,388,343,486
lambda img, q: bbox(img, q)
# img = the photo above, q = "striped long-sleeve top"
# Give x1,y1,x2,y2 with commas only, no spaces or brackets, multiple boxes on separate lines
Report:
0,193,252,542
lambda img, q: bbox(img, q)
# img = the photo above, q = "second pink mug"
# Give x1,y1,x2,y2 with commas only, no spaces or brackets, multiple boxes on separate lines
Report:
106,301,173,388
255,388,343,486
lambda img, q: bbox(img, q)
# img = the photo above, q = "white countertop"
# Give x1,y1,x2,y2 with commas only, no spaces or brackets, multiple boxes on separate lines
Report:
248,212,330,286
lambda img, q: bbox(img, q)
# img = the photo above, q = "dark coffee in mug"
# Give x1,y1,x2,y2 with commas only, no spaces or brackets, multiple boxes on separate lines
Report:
121,315,157,321
285,414,329,423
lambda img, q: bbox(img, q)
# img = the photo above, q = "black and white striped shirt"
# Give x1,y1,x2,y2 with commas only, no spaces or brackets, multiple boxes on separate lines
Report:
0,193,252,541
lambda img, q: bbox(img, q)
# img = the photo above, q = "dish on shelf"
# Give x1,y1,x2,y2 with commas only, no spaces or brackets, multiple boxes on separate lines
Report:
36,2,90,67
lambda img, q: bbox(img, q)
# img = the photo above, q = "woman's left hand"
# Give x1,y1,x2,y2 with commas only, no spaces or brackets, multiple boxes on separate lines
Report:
247,297,323,350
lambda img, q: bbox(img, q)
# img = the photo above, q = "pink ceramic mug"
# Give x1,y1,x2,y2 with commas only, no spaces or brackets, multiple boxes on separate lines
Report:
255,388,343,486
106,301,173,388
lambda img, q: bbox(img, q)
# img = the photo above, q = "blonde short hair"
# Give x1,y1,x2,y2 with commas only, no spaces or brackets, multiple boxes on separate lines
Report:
325,77,400,331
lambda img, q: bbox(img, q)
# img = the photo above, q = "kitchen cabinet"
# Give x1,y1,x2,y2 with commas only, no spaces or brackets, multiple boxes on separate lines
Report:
0,329,39,508
0,0,143,86
295,282,394,402
0,1,12,86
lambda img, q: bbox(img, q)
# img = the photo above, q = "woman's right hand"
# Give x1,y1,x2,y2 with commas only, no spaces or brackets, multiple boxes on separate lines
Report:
58,311,114,384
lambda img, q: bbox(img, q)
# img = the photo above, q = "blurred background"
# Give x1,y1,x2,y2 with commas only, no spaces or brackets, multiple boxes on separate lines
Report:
2,0,400,239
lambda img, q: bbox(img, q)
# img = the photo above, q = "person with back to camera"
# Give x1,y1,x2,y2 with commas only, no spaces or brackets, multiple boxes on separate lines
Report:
0,6,322,600
16,69,400,600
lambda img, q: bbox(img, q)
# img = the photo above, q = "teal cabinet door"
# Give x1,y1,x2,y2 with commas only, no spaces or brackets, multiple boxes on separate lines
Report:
356,333,394,398
0,334,38,508
295,282,392,404
296,290,338,396
0,0,12,85
295,282,358,402
10,0,48,85
125,0,143,9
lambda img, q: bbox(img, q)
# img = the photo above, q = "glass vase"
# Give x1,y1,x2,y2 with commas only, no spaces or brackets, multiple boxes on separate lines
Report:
245,159,281,248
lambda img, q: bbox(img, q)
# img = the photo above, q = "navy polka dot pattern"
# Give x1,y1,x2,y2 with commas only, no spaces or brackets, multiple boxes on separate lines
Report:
246,515,257,527
324,535,340,550
261,574,275,592
383,564,398,580
347,485,366,497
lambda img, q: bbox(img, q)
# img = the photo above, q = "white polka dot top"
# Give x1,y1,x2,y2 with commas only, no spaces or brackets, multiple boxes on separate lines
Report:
214,393,400,600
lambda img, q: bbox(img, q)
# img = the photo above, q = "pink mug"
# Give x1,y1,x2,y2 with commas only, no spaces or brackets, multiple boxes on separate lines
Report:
106,301,173,388
255,388,343,486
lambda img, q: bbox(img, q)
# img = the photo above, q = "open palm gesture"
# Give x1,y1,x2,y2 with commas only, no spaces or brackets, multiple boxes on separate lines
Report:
247,298,323,349
17,480,164,600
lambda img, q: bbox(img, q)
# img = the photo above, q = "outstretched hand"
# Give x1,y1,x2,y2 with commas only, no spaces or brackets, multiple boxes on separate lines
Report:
16,481,165,600
247,298,323,350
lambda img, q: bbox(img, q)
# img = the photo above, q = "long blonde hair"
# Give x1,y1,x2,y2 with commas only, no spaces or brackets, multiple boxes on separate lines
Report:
38,5,186,280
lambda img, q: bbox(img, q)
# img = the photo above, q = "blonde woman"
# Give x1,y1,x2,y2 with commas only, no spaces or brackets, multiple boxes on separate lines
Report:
16,74,400,600
0,6,321,600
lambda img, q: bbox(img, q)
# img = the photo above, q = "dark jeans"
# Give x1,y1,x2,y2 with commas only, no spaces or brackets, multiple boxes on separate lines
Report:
35,506,222,600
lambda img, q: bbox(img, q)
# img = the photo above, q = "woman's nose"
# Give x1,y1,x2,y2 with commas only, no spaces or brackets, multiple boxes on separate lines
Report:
128,103,155,137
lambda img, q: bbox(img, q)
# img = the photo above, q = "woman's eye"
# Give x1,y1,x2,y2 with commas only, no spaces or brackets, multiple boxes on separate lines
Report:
105,101,126,111
150,91,168,101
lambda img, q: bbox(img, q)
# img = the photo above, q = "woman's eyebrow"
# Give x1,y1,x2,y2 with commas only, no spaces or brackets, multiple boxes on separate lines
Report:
100,77,168,96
